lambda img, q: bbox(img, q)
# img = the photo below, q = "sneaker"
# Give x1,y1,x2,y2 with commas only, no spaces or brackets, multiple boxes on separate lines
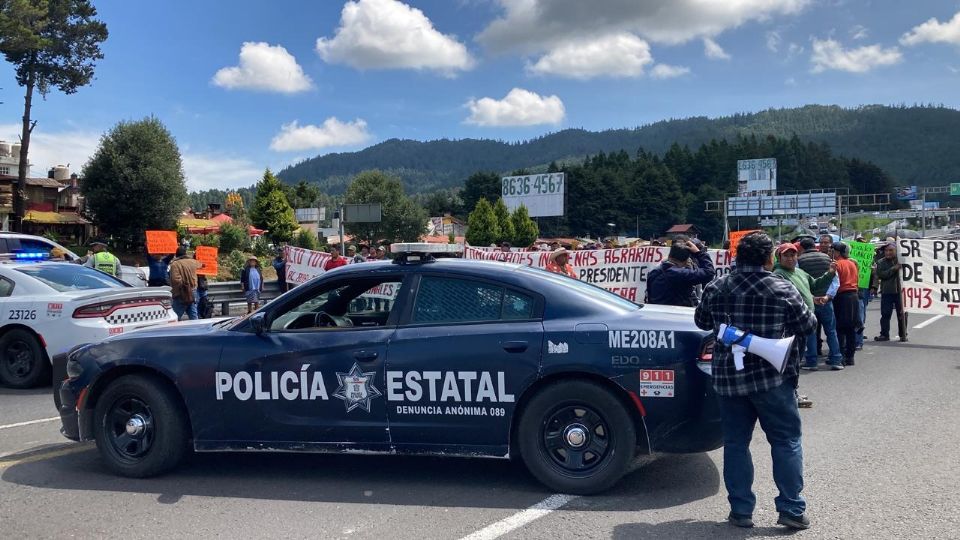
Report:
728,512,754,528
829,363,844,371
797,395,813,408
899,337,909,343
874,335,890,342
855,344,863,351
777,512,810,530
845,357,855,366
801,363,818,371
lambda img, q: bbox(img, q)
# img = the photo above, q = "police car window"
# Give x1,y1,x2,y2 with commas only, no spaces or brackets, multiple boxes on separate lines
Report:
270,279,401,331
413,277,528,324
18,238,54,255
0,277,13,297
14,264,128,292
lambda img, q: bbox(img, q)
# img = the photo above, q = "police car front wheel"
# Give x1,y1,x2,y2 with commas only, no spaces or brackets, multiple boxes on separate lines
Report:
94,374,189,478
517,380,636,495
0,329,49,389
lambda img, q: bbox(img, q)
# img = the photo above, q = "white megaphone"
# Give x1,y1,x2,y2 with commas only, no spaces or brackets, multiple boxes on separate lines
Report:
717,324,795,373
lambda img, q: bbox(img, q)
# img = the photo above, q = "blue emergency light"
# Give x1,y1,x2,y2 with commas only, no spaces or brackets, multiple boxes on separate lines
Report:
13,252,49,260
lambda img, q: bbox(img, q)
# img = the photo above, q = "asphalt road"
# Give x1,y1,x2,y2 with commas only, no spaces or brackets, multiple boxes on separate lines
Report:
1,304,958,539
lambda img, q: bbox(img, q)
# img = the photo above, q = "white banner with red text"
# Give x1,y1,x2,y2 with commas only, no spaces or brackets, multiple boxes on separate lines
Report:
464,246,733,302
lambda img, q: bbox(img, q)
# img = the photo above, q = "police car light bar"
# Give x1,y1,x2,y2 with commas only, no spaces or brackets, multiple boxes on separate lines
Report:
389,242,461,264
0,252,50,261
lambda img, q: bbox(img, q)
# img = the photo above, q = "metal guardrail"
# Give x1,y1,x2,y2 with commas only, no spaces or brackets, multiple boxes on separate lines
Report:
205,280,284,316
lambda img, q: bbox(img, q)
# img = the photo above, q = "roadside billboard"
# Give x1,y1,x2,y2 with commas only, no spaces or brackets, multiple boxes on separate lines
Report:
501,173,564,217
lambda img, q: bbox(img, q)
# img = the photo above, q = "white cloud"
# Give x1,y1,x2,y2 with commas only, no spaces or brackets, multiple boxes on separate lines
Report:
810,38,902,73
212,42,313,93
270,118,371,152
182,154,263,191
703,37,731,60
465,88,565,127
478,0,809,52
526,33,653,79
316,0,473,74
650,63,690,79
901,11,960,46
788,42,804,57
766,31,782,52
850,24,869,40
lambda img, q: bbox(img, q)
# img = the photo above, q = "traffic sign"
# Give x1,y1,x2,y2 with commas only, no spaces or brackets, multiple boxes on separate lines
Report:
951,183,960,196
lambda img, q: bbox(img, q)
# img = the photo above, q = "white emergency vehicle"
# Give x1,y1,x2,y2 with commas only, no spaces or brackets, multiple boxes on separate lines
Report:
0,258,175,388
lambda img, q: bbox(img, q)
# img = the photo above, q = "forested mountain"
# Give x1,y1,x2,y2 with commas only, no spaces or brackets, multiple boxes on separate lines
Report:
277,105,960,193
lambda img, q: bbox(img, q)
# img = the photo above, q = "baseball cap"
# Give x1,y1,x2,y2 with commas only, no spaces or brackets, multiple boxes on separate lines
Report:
776,243,799,256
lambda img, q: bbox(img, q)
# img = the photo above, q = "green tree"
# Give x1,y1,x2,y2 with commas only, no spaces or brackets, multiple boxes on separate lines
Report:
465,198,499,247
282,180,322,209
0,0,108,230
511,204,539,247
461,172,501,215
81,117,187,244
218,221,248,252
343,170,427,244
493,198,515,244
293,228,319,250
250,169,297,243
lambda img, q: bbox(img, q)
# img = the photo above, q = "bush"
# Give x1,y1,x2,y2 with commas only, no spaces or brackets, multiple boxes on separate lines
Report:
225,250,248,280
251,236,273,257
193,233,220,248
293,228,319,250
219,222,248,252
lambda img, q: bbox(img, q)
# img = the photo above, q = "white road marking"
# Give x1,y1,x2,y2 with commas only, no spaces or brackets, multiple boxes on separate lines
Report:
913,314,945,330
0,417,59,430
459,494,579,540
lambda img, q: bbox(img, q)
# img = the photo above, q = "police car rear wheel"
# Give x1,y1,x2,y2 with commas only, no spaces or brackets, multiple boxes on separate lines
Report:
518,380,636,495
0,329,49,389
94,375,189,477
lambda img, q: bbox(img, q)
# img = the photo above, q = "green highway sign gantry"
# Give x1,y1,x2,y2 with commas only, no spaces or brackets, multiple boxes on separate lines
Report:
951,183,960,196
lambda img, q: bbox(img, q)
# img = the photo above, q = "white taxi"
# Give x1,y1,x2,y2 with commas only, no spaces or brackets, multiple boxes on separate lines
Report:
0,259,176,388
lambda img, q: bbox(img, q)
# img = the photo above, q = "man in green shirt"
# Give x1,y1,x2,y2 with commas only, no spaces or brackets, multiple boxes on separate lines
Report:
775,243,837,369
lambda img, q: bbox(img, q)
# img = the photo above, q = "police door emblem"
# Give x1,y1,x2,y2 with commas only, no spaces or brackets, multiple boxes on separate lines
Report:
333,363,382,413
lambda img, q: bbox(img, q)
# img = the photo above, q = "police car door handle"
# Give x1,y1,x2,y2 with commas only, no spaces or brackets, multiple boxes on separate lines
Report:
353,350,379,362
502,341,528,353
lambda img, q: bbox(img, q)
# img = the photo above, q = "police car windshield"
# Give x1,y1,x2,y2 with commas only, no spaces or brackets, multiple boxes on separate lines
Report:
517,266,640,311
15,264,129,292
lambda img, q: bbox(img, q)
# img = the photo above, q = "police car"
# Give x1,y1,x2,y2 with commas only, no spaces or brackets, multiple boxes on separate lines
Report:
0,232,148,287
0,258,176,388
56,244,721,494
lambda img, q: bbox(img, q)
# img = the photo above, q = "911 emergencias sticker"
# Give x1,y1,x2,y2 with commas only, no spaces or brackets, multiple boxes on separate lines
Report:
637,369,674,398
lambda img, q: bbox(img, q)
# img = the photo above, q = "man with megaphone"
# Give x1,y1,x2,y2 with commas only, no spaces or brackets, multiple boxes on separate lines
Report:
695,232,818,531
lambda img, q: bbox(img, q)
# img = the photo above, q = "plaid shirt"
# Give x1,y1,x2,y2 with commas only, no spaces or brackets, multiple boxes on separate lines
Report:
695,265,817,397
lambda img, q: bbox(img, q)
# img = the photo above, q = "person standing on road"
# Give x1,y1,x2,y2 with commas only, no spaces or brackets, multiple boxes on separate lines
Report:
147,253,174,286
169,247,202,320
694,232,816,531
83,240,121,277
272,250,288,292
775,242,837,377
831,242,861,366
855,235,872,351
323,246,348,271
646,236,715,307
874,243,907,342
241,256,263,314
797,238,842,368
545,248,577,278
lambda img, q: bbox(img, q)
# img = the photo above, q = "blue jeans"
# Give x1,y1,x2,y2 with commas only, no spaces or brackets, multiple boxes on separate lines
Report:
719,381,806,518
172,295,198,320
856,289,870,347
810,302,842,366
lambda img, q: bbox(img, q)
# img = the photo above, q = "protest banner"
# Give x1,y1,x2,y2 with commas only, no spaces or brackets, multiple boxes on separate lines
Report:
195,246,218,276
848,241,876,289
146,230,178,255
284,245,332,285
728,230,760,259
898,238,960,316
465,246,733,302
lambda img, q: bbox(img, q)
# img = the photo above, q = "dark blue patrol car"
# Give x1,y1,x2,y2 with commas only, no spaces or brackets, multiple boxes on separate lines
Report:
55,246,721,494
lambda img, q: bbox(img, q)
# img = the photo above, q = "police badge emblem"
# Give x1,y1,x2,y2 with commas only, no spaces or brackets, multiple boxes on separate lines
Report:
333,363,382,413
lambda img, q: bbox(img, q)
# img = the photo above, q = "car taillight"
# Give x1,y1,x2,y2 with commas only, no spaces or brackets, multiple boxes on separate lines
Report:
697,339,714,375
73,297,168,318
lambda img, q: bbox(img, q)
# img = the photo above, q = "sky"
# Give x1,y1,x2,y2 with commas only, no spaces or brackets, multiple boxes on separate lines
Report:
1,0,959,191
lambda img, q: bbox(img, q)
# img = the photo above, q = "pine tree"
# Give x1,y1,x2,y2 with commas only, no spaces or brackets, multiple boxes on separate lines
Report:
251,169,297,243
511,204,539,247
493,198,515,244
465,198,499,247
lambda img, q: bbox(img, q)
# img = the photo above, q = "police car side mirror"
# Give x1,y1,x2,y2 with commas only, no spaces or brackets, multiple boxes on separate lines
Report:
250,312,267,335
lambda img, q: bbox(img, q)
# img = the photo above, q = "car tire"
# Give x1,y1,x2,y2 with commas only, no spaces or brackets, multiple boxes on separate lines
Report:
93,374,189,478
0,329,50,389
517,380,636,495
